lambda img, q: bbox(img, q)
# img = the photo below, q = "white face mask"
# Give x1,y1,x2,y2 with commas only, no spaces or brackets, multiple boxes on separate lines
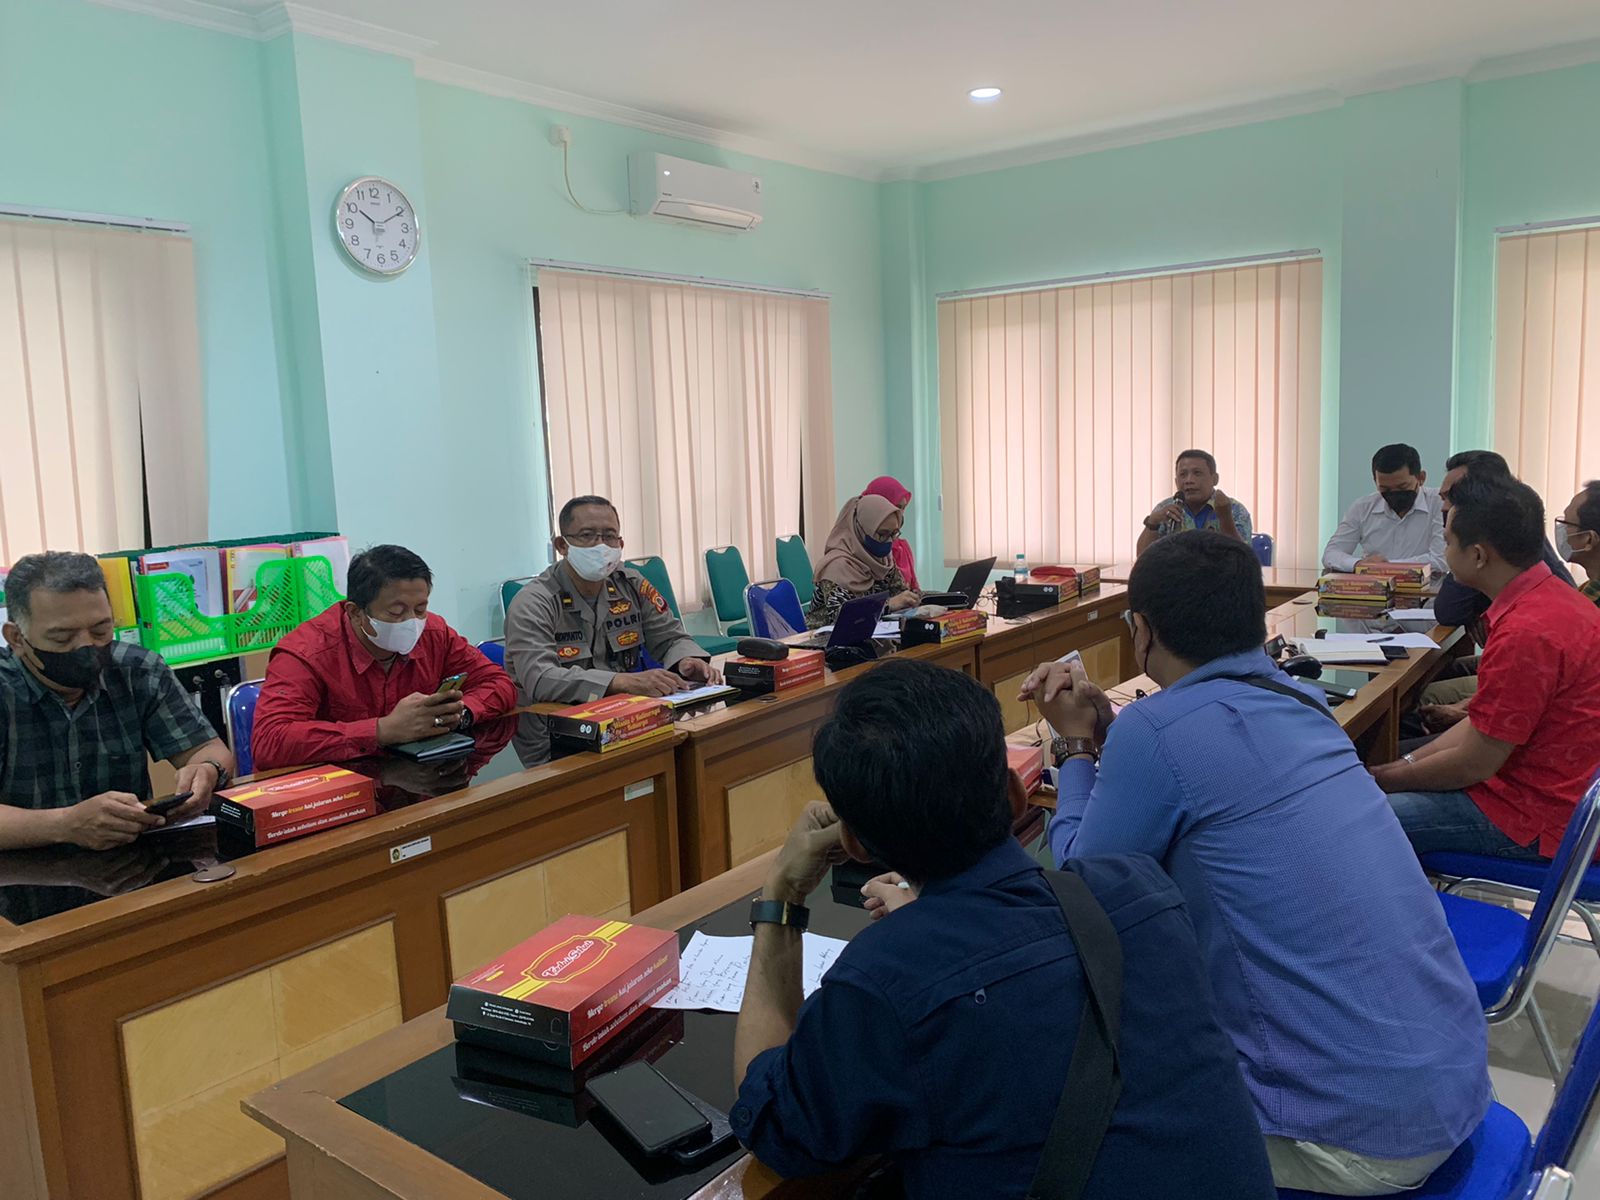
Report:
365,613,425,656
1557,522,1576,562
565,542,622,582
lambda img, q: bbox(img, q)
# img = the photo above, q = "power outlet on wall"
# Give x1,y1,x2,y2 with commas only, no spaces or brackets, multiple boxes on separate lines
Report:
548,124,572,148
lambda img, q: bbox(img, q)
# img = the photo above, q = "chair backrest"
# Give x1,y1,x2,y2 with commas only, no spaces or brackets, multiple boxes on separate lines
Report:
1521,1165,1574,1199
501,577,534,617
476,639,506,668
704,546,751,624
1531,776,1600,1170
774,535,815,606
225,680,263,777
624,556,682,618
1251,533,1275,567
745,579,806,639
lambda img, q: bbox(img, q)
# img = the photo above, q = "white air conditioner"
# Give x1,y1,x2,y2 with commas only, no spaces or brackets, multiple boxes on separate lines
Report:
628,153,763,231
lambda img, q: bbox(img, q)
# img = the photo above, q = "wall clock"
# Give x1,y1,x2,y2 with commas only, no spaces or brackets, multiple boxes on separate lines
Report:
333,176,420,276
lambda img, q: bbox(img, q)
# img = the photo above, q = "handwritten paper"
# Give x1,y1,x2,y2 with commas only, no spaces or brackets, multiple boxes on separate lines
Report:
652,931,848,1012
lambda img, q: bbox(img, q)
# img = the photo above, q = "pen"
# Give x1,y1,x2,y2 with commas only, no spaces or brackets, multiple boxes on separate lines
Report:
1370,636,1394,643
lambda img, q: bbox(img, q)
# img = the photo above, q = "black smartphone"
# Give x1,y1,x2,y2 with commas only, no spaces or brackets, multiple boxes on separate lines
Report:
1262,635,1288,660
587,1061,710,1155
145,791,193,819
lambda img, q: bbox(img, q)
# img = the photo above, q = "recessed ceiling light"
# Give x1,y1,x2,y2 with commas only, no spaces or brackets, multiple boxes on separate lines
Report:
969,86,1002,101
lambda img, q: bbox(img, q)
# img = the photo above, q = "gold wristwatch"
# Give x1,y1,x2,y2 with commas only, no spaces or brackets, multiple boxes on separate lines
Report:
1050,736,1099,766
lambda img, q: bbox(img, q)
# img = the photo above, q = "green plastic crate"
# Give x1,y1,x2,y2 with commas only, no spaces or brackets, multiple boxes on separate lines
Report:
135,556,344,666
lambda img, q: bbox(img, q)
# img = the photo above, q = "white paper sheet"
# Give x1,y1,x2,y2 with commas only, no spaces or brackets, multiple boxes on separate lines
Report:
144,814,216,835
1383,608,1439,624
661,684,739,708
652,931,848,1012
807,621,902,640
1301,632,1440,651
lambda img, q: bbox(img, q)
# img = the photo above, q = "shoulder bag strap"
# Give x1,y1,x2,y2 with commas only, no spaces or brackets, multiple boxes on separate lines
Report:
1026,870,1125,1200
1218,673,1342,726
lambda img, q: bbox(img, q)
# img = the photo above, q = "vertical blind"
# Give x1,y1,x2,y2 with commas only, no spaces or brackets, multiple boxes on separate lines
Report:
537,269,835,609
0,217,206,565
1493,229,1600,519
938,259,1324,569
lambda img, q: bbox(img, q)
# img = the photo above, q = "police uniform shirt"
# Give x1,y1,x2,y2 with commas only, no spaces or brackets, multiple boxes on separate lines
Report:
504,562,705,766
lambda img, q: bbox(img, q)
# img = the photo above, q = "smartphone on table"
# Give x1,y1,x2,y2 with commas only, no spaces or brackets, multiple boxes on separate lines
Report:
587,1061,711,1155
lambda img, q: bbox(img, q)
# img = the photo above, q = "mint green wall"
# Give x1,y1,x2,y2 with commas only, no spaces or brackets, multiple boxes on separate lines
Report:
415,81,887,636
1458,63,1600,452
0,0,296,537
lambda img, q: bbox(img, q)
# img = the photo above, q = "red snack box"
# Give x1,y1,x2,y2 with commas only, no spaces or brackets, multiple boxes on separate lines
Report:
1354,561,1429,589
547,694,672,754
902,606,989,648
447,915,680,1068
1026,567,1081,598
214,766,375,847
724,648,827,695
1006,743,1045,795
1317,573,1394,599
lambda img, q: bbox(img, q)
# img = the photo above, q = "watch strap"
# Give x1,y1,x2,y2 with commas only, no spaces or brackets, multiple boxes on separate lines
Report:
200,757,232,790
749,898,809,932
1051,736,1099,766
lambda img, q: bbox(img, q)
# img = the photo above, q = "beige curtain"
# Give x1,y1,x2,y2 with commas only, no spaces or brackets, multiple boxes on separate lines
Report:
1493,229,1600,520
538,269,834,609
0,217,206,565
938,259,1323,569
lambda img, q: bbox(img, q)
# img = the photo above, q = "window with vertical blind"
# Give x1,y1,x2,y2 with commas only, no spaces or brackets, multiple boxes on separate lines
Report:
1493,228,1600,518
938,258,1324,569
535,268,834,610
0,217,207,565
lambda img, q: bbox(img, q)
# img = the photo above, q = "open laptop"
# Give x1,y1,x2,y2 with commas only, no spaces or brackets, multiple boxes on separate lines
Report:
919,555,997,610
794,593,890,651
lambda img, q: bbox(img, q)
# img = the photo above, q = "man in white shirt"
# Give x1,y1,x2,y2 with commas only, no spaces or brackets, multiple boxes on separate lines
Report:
1322,443,1447,575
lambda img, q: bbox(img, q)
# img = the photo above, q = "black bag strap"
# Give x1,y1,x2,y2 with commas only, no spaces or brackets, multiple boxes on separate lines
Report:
1026,870,1125,1200
1218,673,1341,726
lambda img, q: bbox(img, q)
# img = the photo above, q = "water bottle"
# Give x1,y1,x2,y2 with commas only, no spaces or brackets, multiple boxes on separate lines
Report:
1013,552,1027,582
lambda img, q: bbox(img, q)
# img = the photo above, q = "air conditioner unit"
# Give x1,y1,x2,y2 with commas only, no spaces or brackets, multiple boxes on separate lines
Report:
628,153,763,231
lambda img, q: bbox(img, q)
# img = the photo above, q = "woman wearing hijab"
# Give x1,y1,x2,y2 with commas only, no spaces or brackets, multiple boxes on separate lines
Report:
807,494,920,629
862,475,920,591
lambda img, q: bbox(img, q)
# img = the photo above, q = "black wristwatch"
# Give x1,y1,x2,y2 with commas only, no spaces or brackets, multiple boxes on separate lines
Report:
199,757,232,790
749,898,809,932
1050,735,1099,767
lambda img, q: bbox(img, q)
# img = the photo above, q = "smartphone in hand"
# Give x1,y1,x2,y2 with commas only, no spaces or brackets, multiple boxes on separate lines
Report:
145,791,193,819
436,672,467,695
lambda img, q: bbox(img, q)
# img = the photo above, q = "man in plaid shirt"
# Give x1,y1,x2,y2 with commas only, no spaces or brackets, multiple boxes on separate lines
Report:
1,552,232,850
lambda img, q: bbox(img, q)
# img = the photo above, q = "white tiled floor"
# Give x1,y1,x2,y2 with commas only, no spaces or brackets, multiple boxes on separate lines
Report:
1485,931,1600,1196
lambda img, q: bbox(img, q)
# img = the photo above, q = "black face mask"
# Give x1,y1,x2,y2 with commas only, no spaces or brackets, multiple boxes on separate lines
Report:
25,640,109,690
1382,489,1419,516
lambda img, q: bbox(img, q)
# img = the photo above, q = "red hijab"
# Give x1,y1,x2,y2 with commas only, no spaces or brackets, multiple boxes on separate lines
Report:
861,476,919,590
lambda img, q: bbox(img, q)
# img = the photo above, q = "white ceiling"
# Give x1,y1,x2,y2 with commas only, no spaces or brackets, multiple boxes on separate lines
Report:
104,0,1600,178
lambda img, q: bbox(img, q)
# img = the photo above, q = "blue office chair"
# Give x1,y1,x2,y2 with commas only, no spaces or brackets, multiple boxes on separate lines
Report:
476,639,506,668
224,680,263,777
745,579,807,639
1430,769,1600,1078
1251,533,1275,567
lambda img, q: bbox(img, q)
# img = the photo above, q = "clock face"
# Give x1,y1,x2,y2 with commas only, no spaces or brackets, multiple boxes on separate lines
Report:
333,177,420,276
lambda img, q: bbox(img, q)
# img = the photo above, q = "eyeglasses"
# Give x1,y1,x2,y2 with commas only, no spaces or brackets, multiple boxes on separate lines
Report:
564,532,623,548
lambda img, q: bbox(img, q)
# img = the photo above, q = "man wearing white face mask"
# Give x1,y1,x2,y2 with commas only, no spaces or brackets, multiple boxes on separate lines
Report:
252,545,517,770
506,495,719,767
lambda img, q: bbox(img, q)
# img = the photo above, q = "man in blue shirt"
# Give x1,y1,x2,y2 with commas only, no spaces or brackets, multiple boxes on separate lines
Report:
730,658,1274,1200
1028,530,1489,1194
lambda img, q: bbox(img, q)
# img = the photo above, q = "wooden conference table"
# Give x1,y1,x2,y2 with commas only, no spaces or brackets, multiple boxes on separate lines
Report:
1102,559,1326,608
243,590,1465,1200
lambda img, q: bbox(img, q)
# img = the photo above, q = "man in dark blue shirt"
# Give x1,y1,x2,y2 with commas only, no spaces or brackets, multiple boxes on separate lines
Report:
729,658,1274,1200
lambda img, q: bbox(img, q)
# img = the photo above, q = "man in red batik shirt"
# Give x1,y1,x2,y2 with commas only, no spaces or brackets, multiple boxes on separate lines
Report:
252,545,516,770
1374,474,1600,859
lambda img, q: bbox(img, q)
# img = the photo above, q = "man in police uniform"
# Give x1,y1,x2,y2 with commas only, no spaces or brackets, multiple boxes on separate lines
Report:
506,495,721,766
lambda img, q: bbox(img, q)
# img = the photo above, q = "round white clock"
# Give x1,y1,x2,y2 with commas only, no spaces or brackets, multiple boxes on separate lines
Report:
333,176,420,276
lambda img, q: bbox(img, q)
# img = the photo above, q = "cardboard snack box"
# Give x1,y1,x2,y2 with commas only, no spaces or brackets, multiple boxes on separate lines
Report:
214,766,375,848
1354,561,1429,589
901,606,989,648
447,915,680,1068
1006,743,1045,795
724,648,827,695
547,695,672,754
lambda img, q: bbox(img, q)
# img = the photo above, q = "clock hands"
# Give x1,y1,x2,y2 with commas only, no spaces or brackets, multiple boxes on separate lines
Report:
358,209,375,226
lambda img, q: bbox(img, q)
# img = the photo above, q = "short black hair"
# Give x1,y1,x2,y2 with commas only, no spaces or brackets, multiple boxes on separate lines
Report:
1372,443,1422,476
1129,531,1266,664
4,552,107,624
813,659,1013,883
1576,481,1600,534
1446,473,1544,570
558,495,618,535
1176,449,1217,474
347,545,432,608
1444,449,1511,479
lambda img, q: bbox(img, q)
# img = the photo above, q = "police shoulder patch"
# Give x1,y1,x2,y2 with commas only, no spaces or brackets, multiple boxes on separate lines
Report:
639,580,669,615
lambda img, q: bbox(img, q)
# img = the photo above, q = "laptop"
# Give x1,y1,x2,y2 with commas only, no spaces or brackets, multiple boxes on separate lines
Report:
795,593,890,651
935,556,998,609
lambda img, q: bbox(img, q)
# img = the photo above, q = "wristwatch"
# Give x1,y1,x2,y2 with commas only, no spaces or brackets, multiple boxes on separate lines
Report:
749,899,809,932
199,757,232,790
457,706,475,732
1050,735,1099,766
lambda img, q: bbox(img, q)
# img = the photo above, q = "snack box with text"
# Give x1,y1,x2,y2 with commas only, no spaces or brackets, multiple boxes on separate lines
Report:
547,694,673,755
901,606,989,648
447,915,681,1068
724,648,826,695
1354,561,1429,589
1317,573,1394,600
1006,743,1045,795
213,766,375,848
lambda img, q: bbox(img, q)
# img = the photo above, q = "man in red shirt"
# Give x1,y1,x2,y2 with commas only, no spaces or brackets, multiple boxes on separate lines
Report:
1375,474,1600,858
252,545,517,770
